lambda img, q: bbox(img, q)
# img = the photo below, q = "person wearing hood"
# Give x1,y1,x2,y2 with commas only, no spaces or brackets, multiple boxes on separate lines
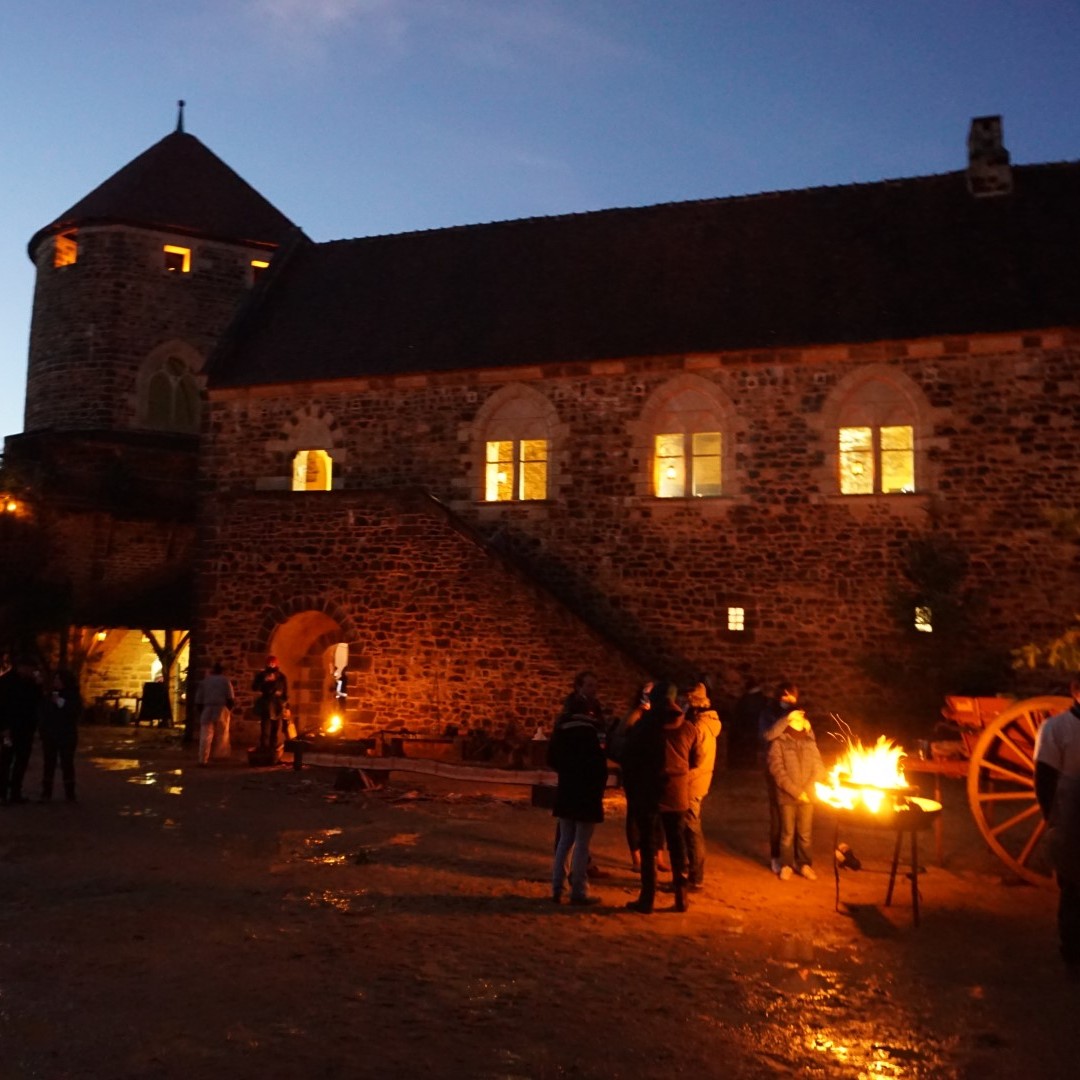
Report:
622,681,700,914
684,681,723,891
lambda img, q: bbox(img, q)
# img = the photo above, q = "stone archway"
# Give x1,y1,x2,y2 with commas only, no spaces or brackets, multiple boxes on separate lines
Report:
256,598,358,735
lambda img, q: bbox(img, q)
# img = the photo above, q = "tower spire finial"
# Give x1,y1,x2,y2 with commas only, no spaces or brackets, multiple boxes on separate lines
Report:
176,99,186,133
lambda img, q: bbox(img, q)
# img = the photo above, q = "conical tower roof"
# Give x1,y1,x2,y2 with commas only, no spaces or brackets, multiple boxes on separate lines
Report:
28,129,296,258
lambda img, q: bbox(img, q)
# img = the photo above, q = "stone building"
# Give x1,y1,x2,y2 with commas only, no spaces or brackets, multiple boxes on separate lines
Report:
4,113,1078,739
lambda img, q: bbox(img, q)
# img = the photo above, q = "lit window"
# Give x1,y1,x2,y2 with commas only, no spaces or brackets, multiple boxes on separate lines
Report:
839,425,913,495
54,232,77,268
485,439,548,502
163,245,191,273
727,606,746,632
654,432,722,498
292,449,333,491
915,606,933,633
251,258,270,284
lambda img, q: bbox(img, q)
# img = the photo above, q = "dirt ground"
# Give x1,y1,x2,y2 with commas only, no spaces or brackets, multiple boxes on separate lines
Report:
2,724,1079,1080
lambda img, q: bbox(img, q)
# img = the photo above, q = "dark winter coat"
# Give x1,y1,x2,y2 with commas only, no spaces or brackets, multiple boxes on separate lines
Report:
0,669,43,736
547,716,608,823
623,704,700,814
767,727,826,806
39,681,83,747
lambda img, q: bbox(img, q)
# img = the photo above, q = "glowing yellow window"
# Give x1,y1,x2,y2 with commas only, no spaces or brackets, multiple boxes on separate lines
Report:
655,433,686,497
692,432,722,497
839,425,914,495
915,606,933,633
292,449,333,491
655,432,721,498
485,439,548,502
880,425,914,493
54,232,77,268
163,245,191,273
727,606,745,632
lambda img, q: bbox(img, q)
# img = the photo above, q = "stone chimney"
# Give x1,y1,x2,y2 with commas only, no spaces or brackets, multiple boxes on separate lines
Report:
967,115,1012,197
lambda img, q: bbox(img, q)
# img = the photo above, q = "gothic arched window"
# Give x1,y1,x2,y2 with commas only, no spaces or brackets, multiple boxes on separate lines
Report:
137,344,203,434
640,376,732,499
831,374,920,495
475,385,558,503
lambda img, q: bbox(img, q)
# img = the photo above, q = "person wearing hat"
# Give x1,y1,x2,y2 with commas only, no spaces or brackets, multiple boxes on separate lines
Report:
251,655,289,753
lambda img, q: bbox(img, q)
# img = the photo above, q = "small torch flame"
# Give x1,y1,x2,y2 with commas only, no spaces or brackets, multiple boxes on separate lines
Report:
324,714,343,735
815,735,909,813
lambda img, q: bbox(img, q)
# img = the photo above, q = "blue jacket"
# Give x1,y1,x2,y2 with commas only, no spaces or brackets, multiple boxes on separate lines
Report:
767,727,826,805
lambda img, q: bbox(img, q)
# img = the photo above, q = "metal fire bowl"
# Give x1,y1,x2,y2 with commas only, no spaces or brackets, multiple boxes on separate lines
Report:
825,794,942,833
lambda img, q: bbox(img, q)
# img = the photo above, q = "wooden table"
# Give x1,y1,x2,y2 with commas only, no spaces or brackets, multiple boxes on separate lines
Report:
902,756,970,864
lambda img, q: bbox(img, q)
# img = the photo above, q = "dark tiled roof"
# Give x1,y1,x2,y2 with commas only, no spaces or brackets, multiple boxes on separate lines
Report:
29,131,296,257
209,162,1080,389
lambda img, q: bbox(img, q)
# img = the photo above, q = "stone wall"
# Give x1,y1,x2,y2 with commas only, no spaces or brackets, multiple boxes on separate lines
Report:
192,489,647,738
202,331,1080,731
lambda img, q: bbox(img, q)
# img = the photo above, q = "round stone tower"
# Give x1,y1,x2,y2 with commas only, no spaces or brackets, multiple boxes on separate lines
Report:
23,113,297,435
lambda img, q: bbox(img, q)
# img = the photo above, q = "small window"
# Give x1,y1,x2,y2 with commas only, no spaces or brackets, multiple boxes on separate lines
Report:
292,449,333,491
485,439,548,502
727,606,746,632
54,232,77,268
654,432,722,498
163,245,191,273
915,605,933,633
839,424,914,495
250,258,270,284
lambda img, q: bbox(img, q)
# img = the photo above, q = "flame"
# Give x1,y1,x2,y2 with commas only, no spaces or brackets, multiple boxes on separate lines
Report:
815,735,909,813
325,714,343,735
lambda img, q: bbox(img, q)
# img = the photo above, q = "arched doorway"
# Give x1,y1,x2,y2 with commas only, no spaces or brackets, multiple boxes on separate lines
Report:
265,610,351,736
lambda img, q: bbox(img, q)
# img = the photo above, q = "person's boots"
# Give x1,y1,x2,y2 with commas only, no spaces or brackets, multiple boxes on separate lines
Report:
64,781,76,802
673,873,689,913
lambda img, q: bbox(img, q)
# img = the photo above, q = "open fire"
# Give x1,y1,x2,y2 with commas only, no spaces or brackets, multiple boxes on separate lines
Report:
815,734,911,814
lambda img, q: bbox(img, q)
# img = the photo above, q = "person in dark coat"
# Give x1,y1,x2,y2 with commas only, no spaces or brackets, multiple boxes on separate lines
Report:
623,682,700,913
251,655,289,752
608,681,667,871
39,669,82,802
548,671,609,905
0,657,44,805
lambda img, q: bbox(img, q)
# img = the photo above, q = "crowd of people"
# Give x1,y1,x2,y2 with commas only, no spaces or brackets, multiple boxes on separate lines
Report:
546,669,825,914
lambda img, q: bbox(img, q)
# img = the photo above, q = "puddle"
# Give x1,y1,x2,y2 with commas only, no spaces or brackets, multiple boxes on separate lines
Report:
88,758,142,772
126,769,183,794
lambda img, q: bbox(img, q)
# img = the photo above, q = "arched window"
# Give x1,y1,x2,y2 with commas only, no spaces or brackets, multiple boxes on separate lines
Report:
136,343,203,433
827,370,925,495
292,449,333,491
640,376,732,499
474,385,558,503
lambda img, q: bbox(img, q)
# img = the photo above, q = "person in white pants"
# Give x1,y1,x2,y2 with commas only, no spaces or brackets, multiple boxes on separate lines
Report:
195,662,235,765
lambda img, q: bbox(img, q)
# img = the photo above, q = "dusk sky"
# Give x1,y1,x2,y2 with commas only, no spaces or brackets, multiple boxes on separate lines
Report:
2,1,1079,442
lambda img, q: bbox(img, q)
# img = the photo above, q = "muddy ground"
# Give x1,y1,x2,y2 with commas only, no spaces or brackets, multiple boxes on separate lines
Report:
1,725,1078,1079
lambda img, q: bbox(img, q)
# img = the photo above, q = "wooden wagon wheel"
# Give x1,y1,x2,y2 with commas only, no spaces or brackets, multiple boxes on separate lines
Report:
965,695,1071,888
